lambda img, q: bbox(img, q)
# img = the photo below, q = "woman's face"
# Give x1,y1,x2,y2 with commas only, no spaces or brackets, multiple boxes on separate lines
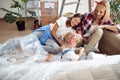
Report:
94,4,106,20
71,17,81,27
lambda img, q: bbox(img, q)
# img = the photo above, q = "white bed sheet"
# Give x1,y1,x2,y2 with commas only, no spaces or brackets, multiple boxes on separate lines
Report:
0,50,120,80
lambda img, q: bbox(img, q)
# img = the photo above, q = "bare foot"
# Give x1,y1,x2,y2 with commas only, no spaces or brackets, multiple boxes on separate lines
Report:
45,53,51,62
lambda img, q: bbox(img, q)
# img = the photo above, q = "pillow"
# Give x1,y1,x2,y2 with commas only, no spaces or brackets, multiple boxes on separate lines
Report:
98,30,120,55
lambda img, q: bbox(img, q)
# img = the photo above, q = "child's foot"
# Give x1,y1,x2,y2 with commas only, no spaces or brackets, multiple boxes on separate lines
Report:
45,53,51,62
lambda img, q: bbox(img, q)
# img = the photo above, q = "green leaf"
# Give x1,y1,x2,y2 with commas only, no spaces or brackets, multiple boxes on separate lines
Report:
20,6,24,10
27,10,36,16
4,13,17,23
0,8,22,17
10,0,21,8
21,0,29,3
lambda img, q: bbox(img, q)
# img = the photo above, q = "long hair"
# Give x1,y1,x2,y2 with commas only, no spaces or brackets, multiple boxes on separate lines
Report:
102,0,110,22
66,13,82,27
94,0,110,22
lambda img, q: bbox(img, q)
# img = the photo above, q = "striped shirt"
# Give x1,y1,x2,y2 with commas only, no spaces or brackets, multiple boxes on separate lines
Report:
76,12,116,35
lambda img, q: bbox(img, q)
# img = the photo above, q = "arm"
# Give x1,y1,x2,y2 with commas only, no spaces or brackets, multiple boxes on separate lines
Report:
116,24,120,33
93,18,119,33
100,19,119,33
103,25,119,33
77,47,84,60
51,23,63,46
94,25,119,33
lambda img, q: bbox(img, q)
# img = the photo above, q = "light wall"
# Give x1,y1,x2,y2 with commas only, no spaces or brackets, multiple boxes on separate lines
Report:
0,0,89,18
58,0,89,15
0,0,13,18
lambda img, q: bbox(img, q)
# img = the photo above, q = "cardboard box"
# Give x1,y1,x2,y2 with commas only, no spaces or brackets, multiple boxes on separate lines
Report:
41,0,58,25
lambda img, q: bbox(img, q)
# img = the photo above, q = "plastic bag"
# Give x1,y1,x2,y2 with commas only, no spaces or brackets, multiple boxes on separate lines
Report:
18,34,47,54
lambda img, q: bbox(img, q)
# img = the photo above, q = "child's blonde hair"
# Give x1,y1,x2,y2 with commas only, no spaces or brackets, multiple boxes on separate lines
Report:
63,32,83,47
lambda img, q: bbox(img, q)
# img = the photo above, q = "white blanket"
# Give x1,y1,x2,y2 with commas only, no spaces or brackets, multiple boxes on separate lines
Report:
0,36,120,80
0,51,120,80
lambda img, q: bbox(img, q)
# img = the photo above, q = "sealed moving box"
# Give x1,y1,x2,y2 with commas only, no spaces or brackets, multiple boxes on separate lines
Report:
41,0,58,25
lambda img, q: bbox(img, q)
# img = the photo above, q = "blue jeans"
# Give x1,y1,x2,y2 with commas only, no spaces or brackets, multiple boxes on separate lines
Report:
32,31,60,54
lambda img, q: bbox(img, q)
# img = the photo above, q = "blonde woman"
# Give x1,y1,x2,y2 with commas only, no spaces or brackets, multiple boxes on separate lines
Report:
74,0,120,55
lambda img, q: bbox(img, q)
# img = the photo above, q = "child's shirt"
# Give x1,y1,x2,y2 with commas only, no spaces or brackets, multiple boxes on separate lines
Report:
61,48,79,61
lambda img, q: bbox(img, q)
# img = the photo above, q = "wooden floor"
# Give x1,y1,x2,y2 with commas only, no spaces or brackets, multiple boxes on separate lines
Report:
0,19,35,43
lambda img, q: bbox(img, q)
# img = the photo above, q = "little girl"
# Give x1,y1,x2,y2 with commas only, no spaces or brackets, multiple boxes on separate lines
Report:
45,32,84,62
61,32,84,61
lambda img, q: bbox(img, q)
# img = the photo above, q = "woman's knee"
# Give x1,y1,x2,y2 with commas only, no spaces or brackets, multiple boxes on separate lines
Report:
87,29,103,43
95,29,103,37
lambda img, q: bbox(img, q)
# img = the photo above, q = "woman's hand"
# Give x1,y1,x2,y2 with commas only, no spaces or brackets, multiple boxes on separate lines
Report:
94,25,119,33
93,25,104,32
59,41,63,46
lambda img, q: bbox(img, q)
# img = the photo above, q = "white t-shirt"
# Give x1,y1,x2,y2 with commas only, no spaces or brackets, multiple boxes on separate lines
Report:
62,48,79,61
50,17,75,39
83,25,96,37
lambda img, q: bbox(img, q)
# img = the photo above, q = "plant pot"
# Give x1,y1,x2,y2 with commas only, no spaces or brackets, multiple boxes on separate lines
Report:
16,21,25,31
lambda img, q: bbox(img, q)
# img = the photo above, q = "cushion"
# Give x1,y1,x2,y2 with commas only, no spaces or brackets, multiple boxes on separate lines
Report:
53,63,120,80
98,30,120,55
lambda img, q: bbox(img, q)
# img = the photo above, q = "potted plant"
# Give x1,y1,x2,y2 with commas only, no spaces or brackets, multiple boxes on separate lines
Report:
0,0,36,31
109,0,120,24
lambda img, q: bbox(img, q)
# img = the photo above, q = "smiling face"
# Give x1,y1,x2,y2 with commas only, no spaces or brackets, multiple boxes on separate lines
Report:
70,17,81,27
94,4,106,20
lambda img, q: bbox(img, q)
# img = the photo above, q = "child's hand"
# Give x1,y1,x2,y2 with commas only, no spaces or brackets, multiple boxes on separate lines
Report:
77,47,85,60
